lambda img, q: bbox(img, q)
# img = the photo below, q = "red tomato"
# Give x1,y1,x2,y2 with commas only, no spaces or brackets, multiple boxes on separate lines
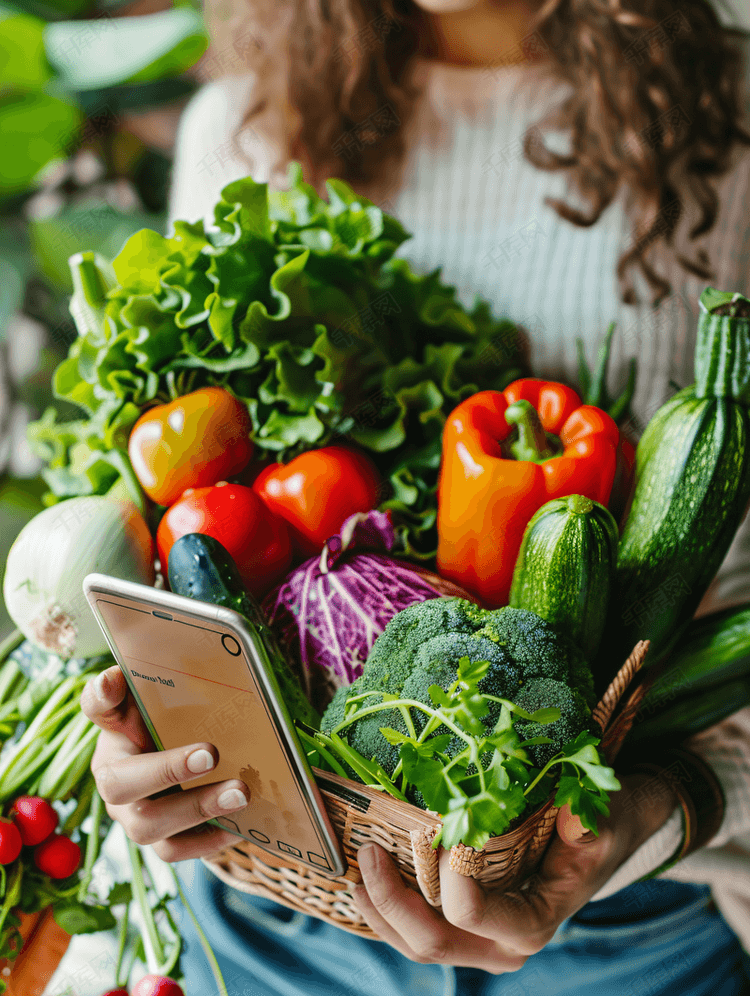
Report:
128,387,254,507
0,820,22,865
252,446,382,556
131,976,185,996
33,834,81,879
10,796,59,847
157,482,292,598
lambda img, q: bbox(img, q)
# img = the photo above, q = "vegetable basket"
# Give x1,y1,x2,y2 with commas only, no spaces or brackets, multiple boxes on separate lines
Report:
201,640,651,937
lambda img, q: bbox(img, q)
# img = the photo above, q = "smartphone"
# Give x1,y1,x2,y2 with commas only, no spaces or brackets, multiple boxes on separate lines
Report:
82,572,345,877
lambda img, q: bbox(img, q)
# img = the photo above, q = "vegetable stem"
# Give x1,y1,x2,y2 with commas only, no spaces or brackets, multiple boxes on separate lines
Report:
0,862,22,939
77,788,104,902
168,866,229,996
127,839,165,972
114,898,131,989
504,400,557,463
0,630,24,666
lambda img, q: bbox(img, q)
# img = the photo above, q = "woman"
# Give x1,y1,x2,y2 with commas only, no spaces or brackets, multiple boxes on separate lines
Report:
82,1,750,993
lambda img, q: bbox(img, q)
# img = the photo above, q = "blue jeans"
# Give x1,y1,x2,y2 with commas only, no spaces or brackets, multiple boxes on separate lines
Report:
172,859,750,996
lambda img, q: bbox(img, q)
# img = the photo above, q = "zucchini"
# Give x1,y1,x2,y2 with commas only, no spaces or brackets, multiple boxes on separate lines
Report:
603,288,750,673
167,532,320,729
640,603,750,713
509,494,618,661
625,678,750,748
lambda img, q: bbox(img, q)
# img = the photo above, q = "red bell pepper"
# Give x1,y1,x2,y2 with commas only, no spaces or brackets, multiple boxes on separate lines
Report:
436,378,620,608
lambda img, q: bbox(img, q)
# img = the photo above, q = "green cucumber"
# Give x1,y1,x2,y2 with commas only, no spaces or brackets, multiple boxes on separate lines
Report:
509,494,618,661
625,677,750,747
640,603,750,713
602,288,750,673
167,533,320,729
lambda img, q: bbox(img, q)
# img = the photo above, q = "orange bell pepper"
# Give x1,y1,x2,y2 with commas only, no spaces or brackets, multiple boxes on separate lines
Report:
436,378,620,608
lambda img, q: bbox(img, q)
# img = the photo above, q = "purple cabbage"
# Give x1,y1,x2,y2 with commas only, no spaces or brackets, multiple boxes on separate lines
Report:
261,510,472,713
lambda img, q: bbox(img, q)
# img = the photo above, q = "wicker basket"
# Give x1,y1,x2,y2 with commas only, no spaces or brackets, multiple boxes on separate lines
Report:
202,640,652,937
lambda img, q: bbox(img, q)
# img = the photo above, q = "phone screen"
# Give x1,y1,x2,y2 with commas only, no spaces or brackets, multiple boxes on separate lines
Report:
91,593,340,873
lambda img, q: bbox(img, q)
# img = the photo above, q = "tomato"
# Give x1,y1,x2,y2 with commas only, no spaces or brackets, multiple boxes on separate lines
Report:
33,833,81,878
131,975,185,996
10,796,59,847
157,482,292,597
0,820,22,865
128,387,254,507
253,446,382,556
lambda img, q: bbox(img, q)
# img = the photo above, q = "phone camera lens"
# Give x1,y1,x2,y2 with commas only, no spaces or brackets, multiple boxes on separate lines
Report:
221,634,241,656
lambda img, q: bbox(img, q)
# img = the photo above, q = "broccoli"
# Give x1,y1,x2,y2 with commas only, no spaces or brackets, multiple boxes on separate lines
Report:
360,598,477,696
318,597,597,795
512,679,593,766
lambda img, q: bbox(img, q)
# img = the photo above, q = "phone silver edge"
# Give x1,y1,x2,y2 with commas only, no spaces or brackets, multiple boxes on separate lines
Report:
82,572,346,878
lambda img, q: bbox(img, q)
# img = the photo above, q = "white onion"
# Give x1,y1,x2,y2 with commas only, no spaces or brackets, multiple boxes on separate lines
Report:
3,496,155,659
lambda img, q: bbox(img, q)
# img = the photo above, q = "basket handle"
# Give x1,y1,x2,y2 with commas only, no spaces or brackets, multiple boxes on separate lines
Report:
593,640,652,765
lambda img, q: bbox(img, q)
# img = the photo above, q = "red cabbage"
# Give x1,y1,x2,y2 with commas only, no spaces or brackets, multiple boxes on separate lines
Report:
261,511,473,713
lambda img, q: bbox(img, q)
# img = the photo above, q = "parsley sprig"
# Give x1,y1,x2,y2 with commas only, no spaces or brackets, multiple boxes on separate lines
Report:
300,657,620,850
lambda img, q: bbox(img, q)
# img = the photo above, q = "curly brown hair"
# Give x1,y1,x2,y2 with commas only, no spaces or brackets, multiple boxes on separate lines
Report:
206,0,750,306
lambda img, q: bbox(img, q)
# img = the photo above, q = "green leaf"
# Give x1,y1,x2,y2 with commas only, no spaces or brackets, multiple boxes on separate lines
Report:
32,207,159,293
53,901,117,934
0,12,51,88
0,90,81,196
554,774,611,836
105,880,132,905
400,741,454,815
256,406,325,450
43,8,208,91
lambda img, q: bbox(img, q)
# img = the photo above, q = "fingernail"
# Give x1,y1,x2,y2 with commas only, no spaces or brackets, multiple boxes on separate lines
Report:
187,749,215,773
94,670,111,701
357,844,377,875
217,787,248,810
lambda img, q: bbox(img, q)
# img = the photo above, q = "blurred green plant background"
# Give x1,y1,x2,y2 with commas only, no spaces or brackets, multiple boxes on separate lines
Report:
0,0,209,638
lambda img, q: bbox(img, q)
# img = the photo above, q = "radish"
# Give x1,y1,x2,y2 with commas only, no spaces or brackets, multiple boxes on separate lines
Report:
0,820,22,864
33,833,81,878
10,795,59,846
131,976,185,996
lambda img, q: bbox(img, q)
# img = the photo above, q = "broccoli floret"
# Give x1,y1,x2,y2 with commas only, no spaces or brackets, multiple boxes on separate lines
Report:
321,679,361,733
512,678,592,766
362,598,478,695
477,608,570,682
320,678,401,776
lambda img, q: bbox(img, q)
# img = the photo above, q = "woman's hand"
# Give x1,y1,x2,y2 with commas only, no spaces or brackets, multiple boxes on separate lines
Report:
351,772,678,973
80,663,250,862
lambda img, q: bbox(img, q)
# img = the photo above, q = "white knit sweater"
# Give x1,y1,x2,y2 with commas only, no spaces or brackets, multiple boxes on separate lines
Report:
167,55,750,930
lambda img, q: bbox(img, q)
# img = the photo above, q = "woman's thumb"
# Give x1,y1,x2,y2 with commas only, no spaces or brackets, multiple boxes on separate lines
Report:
556,804,596,845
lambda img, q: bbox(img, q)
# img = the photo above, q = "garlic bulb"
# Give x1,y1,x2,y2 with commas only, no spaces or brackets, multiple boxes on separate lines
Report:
3,496,155,659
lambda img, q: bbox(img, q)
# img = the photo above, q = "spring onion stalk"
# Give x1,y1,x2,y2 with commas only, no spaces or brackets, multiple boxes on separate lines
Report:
127,839,164,973
1,704,85,797
35,713,97,797
0,630,23,665
61,771,96,835
0,863,22,939
76,788,104,903
168,867,228,996
43,724,99,800
114,900,132,990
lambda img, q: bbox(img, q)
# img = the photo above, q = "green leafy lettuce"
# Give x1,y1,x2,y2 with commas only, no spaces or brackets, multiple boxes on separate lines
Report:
28,162,527,554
